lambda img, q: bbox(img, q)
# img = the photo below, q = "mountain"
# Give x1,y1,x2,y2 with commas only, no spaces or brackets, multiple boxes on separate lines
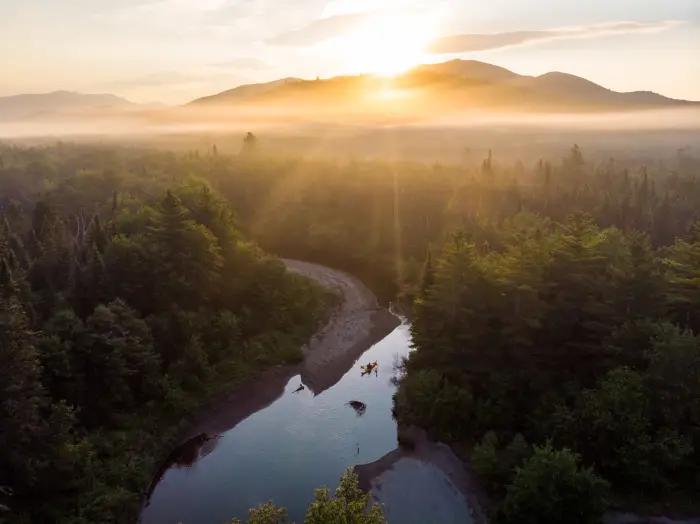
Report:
412,59,520,83
190,78,303,105
0,91,140,121
188,60,696,113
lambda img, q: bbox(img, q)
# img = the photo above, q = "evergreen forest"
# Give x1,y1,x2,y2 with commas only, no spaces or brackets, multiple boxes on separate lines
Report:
1,139,700,523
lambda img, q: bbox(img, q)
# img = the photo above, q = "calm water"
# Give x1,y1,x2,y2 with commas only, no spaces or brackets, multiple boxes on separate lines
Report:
141,321,415,524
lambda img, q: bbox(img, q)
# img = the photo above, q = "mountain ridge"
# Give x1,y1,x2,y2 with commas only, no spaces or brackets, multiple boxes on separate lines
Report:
0,60,696,123
0,90,151,121
188,59,697,111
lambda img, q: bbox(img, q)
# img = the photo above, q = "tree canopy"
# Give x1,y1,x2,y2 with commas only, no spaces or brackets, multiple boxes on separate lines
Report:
0,147,331,523
1,139,699,522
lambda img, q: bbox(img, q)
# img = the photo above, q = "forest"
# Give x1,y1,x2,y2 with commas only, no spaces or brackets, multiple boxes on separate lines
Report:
391,168,700,518
0,143,332,523
1,138,699,523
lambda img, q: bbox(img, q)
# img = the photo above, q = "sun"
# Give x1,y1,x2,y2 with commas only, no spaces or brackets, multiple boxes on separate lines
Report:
336,12,436,76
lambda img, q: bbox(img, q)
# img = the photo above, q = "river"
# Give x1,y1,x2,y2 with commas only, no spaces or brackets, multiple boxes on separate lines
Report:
138,254,697,524
140,315,475,524
140,319,408,523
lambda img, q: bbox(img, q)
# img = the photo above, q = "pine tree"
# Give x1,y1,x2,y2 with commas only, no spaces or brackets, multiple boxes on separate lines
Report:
418,246,434,298
146,190,223,308
665,222,700,332
241,132,259,155
0,295,66,499
482,149,493,176
89,215,109,253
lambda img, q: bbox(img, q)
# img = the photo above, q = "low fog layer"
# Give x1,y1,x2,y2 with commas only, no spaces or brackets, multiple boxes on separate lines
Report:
2,59,697,162
0,106,698,165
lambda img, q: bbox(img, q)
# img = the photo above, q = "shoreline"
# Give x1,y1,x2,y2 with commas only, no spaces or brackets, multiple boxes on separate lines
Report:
174,259,399,444
140,259,401,512
284,259,401,395
354,426,489,524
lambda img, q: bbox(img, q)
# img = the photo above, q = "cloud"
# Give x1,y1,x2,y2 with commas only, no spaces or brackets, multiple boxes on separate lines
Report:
130,0,232,17
267,11,375,46
95,70,253,104
208,57,273,70
99,71,250,90
100,72,199,89
102,0,248,36
427,20,683,54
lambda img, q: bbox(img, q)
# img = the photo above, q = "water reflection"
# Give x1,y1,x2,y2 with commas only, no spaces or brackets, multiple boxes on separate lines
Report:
144,433,221,504
140,322,414,524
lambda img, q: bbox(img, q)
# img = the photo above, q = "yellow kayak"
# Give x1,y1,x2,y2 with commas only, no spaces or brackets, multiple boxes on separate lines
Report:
361,361,379,374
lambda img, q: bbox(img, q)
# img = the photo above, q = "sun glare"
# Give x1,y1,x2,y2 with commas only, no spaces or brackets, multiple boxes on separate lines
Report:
336,12,435,76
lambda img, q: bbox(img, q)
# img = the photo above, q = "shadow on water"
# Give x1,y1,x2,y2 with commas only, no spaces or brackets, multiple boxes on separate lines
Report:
140,317,474,524
143,433,222,505
140,319,414,524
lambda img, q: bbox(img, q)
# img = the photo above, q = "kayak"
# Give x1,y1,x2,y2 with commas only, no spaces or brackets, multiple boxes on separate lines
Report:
361,361,378,375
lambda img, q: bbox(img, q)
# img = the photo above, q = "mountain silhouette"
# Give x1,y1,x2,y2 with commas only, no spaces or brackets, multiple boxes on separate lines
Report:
2,60,695,125
0,91,140,121
191,78,304,105
189,59,696,112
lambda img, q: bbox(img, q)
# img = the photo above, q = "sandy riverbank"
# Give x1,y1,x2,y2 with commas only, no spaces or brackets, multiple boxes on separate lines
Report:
283,259,401,395
179,259,399,443
355,426,489,524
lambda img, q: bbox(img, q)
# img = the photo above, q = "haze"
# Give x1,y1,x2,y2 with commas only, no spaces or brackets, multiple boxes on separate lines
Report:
5,3,700,524
1,0,699,103
0,0,698,159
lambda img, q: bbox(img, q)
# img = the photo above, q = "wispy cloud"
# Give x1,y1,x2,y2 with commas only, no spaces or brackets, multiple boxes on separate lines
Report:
95,70,252,104
428,20,683,54
208,57,273,70
99,71,250,90
102,0,246,35
101,72,197,89
129,0,233,17
267,11,375,46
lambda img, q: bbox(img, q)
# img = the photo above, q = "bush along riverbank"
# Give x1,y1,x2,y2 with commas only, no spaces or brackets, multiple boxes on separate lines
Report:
393,216,700,524
0,183,333,524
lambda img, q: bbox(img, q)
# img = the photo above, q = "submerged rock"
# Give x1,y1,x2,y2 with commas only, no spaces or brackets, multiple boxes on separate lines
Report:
348,400,367,414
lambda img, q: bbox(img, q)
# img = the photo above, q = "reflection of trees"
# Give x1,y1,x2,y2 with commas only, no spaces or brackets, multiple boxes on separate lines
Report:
390,352,407,387
172,433,221,469
144,433,221,504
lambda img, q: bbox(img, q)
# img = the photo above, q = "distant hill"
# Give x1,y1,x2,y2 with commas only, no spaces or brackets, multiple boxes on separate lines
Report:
190,78,303,105
188,59,697,112
412,59,520,83
0,91,140,121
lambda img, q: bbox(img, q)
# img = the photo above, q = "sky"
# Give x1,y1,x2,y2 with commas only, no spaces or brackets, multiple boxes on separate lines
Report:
0,0,698,104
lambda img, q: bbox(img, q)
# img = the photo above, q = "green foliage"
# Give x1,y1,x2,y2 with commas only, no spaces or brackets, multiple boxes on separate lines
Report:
471,431,504,491
230,469,385,524
305,469,385,524
397,199,700,516
0,153,331,523
497,445,609,524
504,433,531,472
3,141,700,522
471,432,533,495
392,369,473,439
